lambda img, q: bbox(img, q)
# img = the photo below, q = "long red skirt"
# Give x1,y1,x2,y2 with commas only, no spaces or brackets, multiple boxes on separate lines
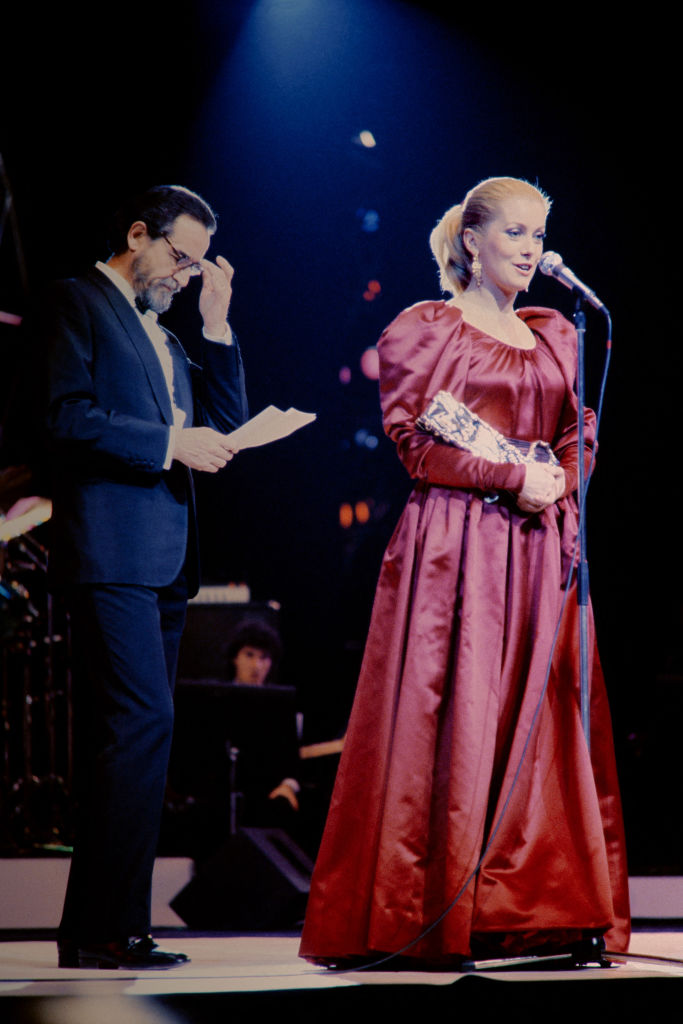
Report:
299,484,630,964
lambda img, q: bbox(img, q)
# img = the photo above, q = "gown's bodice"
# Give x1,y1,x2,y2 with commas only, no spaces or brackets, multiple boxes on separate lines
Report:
462,328,568,443
377,300,594,499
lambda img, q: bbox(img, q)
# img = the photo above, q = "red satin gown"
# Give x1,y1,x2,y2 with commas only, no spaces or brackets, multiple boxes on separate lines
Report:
300,301,630,964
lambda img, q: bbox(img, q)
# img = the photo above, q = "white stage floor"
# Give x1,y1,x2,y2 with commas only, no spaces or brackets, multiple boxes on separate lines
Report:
1,932,682,999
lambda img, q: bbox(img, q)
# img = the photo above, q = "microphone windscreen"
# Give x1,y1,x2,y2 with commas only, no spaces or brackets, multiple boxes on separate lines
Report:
539,251,564,277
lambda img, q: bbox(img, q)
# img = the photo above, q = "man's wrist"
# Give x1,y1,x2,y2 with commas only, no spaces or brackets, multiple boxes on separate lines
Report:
163,426,176,469
202,322,232,344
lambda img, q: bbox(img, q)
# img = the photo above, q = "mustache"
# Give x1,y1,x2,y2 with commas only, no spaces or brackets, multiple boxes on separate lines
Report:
154,277,179,293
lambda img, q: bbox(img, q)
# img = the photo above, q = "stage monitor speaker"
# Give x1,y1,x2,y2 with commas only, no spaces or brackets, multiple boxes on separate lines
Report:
170,826,314,930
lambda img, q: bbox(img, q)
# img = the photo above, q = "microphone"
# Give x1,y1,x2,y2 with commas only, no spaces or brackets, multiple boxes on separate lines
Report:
538,252,606,312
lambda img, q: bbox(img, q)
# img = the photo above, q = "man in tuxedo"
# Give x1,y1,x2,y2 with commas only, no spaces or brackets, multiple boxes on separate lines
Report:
41,185,248,969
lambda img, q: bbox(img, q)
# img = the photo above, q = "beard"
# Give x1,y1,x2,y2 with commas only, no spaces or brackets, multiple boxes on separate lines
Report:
131,254,179,314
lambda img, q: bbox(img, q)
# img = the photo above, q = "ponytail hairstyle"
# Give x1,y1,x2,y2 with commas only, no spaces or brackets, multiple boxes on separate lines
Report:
429,177,551,295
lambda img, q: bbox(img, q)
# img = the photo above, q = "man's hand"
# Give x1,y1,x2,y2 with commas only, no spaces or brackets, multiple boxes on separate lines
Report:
4,495,46,522
199,255,234,336
268,782,300,812
173,427,237,473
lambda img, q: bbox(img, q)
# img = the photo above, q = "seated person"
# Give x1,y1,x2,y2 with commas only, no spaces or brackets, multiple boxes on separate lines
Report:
165,619,308,855
226,620,281,687
225,621,300,815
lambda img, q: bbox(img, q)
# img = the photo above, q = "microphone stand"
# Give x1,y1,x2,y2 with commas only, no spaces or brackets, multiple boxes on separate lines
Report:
462,290,615,973
574,296,591,749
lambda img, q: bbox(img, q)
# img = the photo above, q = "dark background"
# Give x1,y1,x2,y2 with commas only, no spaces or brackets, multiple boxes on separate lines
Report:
1,0,680,870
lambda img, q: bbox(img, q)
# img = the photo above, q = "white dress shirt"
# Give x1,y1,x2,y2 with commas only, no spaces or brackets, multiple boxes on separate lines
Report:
96,261,231,468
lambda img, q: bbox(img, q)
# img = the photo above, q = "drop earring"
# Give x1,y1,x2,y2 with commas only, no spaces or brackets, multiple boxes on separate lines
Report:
471,253,482,288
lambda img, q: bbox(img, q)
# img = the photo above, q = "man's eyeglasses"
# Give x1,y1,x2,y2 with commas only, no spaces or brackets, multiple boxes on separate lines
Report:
162,235,203,277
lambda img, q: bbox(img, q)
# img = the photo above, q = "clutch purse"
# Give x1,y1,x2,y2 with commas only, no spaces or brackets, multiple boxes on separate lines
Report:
416,390,559,467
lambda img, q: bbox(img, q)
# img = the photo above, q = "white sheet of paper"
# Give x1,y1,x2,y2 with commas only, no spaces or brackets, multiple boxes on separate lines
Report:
225,405,316,450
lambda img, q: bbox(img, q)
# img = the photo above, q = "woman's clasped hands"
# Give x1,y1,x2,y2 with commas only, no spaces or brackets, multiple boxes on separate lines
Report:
517,461,565,514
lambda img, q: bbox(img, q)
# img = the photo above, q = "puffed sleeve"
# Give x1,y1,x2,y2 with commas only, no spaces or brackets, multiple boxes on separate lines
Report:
524,308,597,498
378,302,526,494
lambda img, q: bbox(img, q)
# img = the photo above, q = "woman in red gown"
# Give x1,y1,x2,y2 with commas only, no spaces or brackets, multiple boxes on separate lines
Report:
299,177,630,966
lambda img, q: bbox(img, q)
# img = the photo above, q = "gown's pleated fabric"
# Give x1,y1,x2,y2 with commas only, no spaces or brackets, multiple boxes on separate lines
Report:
299,302,630,965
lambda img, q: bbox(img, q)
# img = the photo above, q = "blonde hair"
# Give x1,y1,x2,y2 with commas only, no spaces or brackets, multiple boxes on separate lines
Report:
429,177,552,296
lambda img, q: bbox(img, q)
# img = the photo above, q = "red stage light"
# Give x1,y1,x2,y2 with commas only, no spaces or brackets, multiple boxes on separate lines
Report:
355,501,370,524
339,503,353,529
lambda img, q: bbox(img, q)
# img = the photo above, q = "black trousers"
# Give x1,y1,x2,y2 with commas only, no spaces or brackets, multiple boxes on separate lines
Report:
59,572,188,943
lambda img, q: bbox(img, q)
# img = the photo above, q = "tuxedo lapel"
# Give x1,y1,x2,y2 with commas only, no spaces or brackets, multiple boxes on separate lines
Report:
85,267,174,425
164,330,195,427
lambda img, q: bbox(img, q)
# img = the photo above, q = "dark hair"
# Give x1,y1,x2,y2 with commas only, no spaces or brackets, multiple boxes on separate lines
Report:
225,620,282,668
107,185,217,255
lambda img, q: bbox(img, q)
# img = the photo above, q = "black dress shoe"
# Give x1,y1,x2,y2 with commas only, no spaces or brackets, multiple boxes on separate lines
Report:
58,934,190,970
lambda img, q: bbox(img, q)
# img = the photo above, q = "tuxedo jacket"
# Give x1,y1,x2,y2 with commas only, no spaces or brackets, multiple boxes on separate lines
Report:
41,267,248,594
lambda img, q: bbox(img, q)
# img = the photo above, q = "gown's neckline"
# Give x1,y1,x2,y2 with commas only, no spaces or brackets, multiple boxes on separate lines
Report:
445,301,538,352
